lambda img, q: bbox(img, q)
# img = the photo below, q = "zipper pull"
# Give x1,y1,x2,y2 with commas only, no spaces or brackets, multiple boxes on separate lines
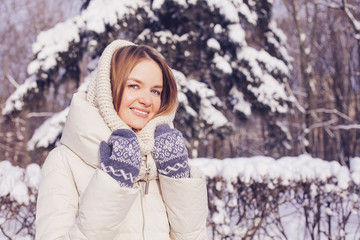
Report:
145,167,150,195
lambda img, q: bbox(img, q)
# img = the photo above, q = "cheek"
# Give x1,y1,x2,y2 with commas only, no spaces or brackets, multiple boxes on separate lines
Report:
118,90,131,113
153,98,162,113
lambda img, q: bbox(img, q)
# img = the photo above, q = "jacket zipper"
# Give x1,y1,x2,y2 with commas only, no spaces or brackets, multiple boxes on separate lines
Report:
145,167,151,195
141,155,151,239
140,184,146,240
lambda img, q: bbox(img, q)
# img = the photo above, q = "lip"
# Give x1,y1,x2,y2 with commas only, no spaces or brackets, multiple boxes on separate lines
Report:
131,107,150,118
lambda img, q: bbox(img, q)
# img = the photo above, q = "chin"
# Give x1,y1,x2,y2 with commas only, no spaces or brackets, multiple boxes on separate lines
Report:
125,117,152,131
129,123,147,131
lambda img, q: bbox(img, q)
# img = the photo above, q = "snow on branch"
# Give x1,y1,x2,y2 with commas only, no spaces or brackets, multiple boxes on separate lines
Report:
0,161,40,206
27,107,69,151
309,108,353,122
28,0,148,76
236,46,292,113
342,0,360,33
322,0,360,36
266,20,294,64
229,86,252,117
331,124,360,130
26,75,90,151
213,53,233,75
173,69,229,129
206,0,257,24
2,76,38,116
4,0,148,116
27,19,81,76
191,154,358,189
151,30,189,45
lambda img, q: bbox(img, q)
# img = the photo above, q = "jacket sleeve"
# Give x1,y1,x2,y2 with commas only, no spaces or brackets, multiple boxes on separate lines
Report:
158,166,208,240
35,148,139,240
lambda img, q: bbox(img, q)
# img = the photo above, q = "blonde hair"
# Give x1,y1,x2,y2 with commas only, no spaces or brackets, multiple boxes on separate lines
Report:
110,45,178,117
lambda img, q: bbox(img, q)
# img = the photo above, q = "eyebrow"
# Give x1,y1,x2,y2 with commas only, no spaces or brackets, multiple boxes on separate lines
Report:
127,78,163,89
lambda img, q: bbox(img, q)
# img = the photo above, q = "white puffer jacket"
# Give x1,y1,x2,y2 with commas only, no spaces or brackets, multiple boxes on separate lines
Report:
35,40,208,240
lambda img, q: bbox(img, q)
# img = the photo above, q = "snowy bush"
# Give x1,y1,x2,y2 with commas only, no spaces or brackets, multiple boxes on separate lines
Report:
0,161,40,239
1,156,360,239
192,155,360,239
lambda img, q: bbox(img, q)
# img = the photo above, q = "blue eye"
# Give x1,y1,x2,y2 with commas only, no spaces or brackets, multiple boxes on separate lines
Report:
152,90,161,95
129,84,138,89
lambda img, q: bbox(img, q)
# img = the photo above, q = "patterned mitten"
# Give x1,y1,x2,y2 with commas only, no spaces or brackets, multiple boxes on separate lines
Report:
100,129,142,188
152,124,190,178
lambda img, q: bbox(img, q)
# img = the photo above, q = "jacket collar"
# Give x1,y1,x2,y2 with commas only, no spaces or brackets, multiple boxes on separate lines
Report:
60,92,111,168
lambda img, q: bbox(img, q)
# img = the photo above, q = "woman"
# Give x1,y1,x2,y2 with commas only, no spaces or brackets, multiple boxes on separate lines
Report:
35,40,208,240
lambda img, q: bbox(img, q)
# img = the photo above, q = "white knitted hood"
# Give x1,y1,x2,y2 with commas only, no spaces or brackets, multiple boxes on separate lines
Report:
86,39,176,156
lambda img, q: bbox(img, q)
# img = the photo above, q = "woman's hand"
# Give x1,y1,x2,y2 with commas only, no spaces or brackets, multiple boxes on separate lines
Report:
152,124,190,178
100,129,142,187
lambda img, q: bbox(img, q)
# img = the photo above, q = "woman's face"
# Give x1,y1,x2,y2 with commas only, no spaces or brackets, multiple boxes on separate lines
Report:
118,59,163,130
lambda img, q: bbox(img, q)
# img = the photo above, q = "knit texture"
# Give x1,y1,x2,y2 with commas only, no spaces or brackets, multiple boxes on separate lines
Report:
86,39,176,157
100,129,142,188
152,124,190,178
87,39,134,132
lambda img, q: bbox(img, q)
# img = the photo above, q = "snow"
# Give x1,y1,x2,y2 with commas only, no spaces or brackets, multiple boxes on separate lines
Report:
190,154,359,188
247,74,289,113
213,53,233,74
25,164,41,190
28,19,80,75
0,161,40,206
11,182,29,205
0,161,22,198
27,0,148,75
153,31,189,45
207,0,239,23
266,21,294,64
2,76,38,116
227,23,247,46
2,155,360,239
237,1,257,25
4,0,293,125
139,29,190,47
207,38,221,51
229,86,252,117
206,0,258,25
257,49,290,75
199,97,228,129
192,155,360,239
350,157,360,184
26,75,91,151
1,154,358,206
300,33,306,42
354,19,360,31
152,0,165,9
236,46,291,113
4,0,149,116
173,69,229,129
27,107,69,151
213,24,223,34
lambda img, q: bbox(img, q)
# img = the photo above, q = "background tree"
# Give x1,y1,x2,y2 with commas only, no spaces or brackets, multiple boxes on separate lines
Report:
276,0,360,165
0,0,80,166
2,0,294,165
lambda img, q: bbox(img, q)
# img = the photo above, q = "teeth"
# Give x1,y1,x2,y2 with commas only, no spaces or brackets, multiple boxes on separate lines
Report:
133,109,147,115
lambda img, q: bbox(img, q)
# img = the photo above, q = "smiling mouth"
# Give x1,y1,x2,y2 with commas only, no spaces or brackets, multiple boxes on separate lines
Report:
132,108,149,116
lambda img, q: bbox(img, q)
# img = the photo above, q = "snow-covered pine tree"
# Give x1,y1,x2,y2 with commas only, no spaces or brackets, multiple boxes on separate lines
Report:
3,0,294,160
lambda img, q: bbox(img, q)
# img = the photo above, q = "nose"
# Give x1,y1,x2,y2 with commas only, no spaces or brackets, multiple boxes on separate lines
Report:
138,91,152,106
